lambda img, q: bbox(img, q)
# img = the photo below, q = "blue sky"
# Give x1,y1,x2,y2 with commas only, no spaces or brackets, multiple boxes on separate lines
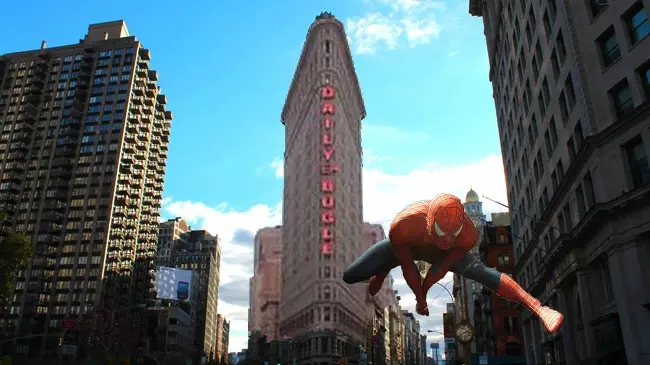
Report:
3,0,509,354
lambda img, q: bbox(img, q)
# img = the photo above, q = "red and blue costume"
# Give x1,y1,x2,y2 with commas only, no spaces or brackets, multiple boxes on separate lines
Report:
343,193,564,333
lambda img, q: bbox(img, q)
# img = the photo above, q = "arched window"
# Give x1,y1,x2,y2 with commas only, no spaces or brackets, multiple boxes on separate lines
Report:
503,317,512,333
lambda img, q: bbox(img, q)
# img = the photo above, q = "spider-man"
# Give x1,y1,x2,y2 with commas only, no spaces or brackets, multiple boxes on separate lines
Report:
343,193,564,334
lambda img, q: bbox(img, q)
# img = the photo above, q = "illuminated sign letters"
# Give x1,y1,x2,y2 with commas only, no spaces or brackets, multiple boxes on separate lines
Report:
320,84,338,256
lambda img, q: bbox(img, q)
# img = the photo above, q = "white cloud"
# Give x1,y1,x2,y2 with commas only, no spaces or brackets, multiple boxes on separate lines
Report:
269,158,284,179
448,51,458,57
346,0,446,54
347,13,404,54
162,154,507,353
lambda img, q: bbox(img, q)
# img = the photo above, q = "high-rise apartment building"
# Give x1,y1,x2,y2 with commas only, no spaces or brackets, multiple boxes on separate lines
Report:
470,1,650,364
280,11,368,361
0,20,170,359
172,229,221,359
248,226,282,341
157,217,190,266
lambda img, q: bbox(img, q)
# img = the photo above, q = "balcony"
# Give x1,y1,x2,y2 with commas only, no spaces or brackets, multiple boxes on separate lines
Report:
3,171,22,182
14,132,32,142
38,52,51,61
136,67,147,78
157,94,167,105
145,85,155,97
0,182,20,193
15,124,33,133
50,168,72,178
139,48,151,61
139,124,151,134
112,217,125,227
142,106,153,115
41,211,63,222
148,70,158,81
26,94,40,104
44,200,65,211
30,79,45,89
10,142,29,152
123,142,135,153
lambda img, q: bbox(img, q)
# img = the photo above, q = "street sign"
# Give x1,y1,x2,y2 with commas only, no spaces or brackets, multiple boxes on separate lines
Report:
62,330,80,345
60,345,77,356
62,320,77,330
479,355,488,364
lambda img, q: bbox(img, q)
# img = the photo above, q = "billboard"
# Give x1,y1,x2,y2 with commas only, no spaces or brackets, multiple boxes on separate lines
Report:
442,312,455,337
155,267,192,301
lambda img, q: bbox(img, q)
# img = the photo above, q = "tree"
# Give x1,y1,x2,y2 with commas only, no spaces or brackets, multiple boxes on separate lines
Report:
0,212,32,305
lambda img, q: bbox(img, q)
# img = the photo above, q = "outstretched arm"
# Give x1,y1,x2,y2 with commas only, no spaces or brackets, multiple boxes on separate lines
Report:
422,249,467,296
392,243,426,304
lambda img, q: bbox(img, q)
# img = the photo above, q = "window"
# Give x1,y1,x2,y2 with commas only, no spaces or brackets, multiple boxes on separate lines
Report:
610,80,634,118
574,120,585,151
537,149,545,175
525,23,533,45
562,204,573,231
625,3,650,44
551,50,560,80
549,0,557,22
568,136,577,162
583,172,596,208
565,74,576,109
590,0,608,17
529,8,537,30
576,185,586,217
598,27,621,68
559,92,569,121
550,171,558,192
640,62,650,98
556,160,565,180
542,78,550,104
624,138,650,188
556,32,566,62
549,119,558,146
543,11,552,36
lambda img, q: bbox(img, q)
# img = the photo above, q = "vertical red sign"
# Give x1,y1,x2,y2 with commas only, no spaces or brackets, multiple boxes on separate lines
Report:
320,84,338,256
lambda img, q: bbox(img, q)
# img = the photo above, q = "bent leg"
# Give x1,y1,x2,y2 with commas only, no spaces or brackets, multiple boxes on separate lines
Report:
450,252,501,291
451,252,564,334
343,239,399,284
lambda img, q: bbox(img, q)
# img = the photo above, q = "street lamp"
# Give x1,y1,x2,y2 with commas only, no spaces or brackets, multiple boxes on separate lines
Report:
427,330,444,336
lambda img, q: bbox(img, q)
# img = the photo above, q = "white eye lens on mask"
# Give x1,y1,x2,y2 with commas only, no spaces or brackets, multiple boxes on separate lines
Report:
453,224,463,237
434,221,445,237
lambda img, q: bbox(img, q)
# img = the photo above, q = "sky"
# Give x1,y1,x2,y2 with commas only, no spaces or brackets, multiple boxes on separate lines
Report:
2,0,509,356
